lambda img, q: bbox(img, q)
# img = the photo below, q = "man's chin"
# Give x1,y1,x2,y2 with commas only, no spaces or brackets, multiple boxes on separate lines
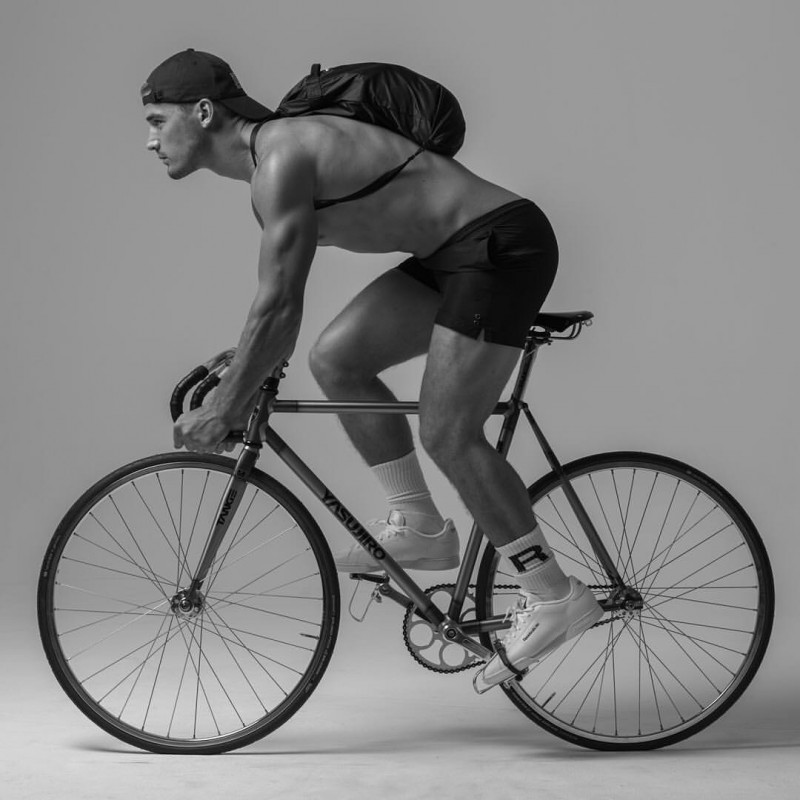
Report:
166,162,197,180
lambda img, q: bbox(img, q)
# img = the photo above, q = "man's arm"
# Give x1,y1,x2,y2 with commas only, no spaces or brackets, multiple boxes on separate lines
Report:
174,144,318,451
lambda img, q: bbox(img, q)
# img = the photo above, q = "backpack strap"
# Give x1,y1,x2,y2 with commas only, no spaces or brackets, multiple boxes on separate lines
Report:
306,63,325,109
314,146,425,210
249,120,269,167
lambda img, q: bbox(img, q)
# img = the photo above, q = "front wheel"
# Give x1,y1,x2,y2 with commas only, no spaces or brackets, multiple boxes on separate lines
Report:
38,453,340,754
476,452,774,750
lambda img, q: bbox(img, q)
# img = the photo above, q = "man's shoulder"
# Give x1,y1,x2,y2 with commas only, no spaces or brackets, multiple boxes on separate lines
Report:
251,119,319,180
252,116,338,160
253,118,307,160
250,121,318,207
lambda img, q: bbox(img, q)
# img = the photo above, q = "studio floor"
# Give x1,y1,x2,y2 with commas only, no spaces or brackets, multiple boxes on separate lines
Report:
3,604,798,800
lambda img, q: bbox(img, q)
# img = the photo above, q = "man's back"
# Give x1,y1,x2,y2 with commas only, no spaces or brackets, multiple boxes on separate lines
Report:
251,115,521,258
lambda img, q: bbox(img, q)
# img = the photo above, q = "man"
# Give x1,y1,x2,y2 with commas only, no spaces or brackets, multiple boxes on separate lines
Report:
142,49,602,687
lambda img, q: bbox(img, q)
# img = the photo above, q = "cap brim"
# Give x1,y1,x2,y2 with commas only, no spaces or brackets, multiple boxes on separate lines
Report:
219,95,274,120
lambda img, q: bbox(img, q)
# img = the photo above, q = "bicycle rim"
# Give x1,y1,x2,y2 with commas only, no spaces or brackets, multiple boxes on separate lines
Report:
476,452,773,750
38,453,340,754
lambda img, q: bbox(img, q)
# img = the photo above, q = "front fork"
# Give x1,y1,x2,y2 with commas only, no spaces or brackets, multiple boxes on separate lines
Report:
185,368,283,599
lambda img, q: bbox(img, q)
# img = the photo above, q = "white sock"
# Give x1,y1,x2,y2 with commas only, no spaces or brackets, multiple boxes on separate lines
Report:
497,526,570,600
371,450,445,535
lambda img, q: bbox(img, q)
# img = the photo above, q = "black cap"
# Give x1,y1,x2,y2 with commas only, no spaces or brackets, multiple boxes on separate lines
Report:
141,49,273,120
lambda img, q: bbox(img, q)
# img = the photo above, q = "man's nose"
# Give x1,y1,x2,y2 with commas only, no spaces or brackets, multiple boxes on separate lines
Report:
146,136,159,151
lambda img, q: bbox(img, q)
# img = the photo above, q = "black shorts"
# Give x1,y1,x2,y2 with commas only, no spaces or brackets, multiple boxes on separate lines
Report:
395,199,558,347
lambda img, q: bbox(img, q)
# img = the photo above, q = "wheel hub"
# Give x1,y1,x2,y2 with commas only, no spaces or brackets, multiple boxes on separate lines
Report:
170,588,204,618
611,585,644,612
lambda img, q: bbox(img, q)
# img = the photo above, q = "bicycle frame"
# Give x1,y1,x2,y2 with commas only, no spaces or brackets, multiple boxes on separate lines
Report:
186,325,625,661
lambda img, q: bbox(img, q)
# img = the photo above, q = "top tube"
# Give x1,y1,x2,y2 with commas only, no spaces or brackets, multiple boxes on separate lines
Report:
270,400,514,415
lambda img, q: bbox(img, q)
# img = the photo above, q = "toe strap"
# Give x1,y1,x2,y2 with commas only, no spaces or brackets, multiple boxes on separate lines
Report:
494,642,525,681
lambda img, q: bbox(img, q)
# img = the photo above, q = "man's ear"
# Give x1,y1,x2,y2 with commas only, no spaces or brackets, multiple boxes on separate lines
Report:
196,99,215,128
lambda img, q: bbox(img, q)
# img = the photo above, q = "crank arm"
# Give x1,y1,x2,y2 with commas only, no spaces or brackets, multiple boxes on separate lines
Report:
439,619,493,661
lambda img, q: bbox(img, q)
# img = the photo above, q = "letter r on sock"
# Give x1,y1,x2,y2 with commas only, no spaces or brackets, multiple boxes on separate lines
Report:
509,544,549,572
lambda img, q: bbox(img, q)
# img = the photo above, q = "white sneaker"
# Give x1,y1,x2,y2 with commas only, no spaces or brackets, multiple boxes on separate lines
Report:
476,577,603,688
333,511,460,572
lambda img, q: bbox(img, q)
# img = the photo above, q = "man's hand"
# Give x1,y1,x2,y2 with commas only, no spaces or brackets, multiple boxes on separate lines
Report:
173,405,235,453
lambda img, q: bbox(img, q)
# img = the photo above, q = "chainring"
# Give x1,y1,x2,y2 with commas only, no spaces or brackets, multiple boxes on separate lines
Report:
402,584,484,674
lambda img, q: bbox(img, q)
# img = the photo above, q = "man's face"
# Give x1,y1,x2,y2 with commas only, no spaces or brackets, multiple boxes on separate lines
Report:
144,103,206,179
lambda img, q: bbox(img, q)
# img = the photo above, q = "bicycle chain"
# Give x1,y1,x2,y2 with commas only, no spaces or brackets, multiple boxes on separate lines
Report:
403,583,626,675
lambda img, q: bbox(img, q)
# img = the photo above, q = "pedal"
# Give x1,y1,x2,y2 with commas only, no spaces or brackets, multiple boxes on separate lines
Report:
349,572,389,584
347,572,388,622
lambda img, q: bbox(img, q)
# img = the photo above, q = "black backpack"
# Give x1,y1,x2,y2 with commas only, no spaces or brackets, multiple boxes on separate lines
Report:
249,62,466,209
275,62,465,156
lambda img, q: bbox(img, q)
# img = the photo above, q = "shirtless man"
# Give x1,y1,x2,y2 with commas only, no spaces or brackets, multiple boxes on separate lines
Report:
142,49,602,687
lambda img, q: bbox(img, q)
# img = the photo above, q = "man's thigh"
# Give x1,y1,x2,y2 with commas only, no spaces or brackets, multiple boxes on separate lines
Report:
312,266,441,374
419,324,522,436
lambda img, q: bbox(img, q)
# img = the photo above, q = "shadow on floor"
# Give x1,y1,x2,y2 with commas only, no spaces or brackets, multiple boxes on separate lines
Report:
77,688,800,758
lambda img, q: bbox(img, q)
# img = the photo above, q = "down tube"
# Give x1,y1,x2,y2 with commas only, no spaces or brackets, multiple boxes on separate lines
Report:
262,427,445,626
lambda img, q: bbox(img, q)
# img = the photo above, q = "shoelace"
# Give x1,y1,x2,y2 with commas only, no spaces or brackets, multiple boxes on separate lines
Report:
502,593,540,642
367,518,408,542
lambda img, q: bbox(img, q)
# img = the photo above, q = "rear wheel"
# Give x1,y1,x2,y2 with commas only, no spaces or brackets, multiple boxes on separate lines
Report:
38,453,340,754
476,452,773,750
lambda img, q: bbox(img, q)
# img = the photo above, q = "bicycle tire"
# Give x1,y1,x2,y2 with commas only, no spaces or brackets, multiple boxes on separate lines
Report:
38,452,340,754
475,451,773,750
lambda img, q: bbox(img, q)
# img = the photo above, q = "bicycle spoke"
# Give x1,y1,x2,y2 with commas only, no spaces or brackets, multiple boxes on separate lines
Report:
202,610,271,714
108,497,173,602
637,505,721,590
173,617,227,736
209,549,317,610
59,555,171,585
611,469,636,582
639,609,727,692
639,611,747,662
205,521,299,594
624,621,700,716
87,511,171,600
206,595,322,628
623,471,659,582
247,571,322,596
90,620,184,697
144,475,192,587
55,600,172,638
72,531,174,586
56,582,168,619
537,497,603,582
644,560,754,613
203,603,298,689
119,611,172,719
588,472,626,578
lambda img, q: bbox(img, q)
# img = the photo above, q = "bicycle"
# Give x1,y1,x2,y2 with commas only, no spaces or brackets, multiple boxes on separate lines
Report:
37,310,774,754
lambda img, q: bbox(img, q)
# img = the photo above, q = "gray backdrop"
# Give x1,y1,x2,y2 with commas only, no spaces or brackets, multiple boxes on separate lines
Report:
2,1,798,797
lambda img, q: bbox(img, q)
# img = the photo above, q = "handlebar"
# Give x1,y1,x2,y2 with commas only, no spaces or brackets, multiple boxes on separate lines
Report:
170,350,287,447
170,349,237,423
170,365,209,423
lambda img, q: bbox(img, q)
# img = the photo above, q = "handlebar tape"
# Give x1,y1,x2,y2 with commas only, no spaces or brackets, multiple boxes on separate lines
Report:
170,365,208,422
190,372,221,411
